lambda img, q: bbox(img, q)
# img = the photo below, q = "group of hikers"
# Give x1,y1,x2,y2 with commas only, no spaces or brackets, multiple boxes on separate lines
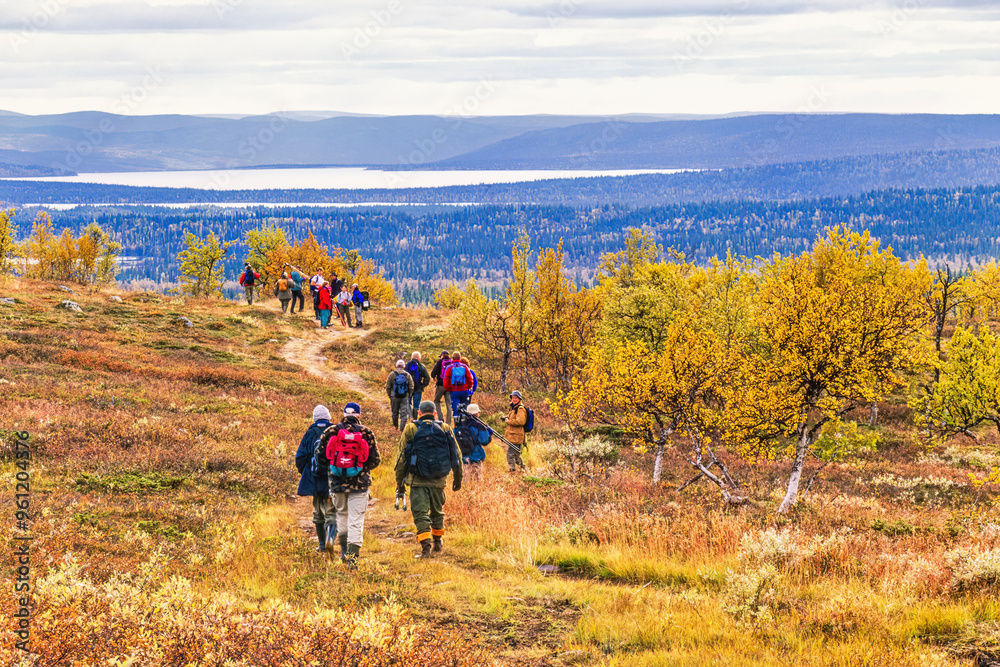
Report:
294,349,533,565
238,263,368,328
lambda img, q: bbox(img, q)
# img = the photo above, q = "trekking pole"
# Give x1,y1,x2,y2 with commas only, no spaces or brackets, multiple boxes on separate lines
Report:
464,413,521,454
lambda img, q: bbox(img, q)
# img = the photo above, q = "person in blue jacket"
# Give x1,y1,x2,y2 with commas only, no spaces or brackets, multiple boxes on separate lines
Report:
295,405,335,552
459,403,490,480
351,283,365,328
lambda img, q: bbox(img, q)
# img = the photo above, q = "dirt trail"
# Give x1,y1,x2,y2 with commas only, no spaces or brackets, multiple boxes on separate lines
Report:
279,326,387,411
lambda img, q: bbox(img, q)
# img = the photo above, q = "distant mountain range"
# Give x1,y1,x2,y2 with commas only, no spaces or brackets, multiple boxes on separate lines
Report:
1,111,999,176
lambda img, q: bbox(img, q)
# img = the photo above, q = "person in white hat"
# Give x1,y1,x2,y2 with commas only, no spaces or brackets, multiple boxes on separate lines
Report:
458,403,491,480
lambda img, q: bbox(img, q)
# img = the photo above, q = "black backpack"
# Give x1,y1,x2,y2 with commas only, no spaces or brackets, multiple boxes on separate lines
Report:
453,424,476,458
406,420,453,479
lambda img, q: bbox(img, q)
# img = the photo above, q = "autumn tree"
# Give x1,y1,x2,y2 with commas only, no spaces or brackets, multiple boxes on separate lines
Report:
532,241,600,391
0,208,18,281
920,326,1000,442
23,212,57,280
725,227,926,513
453,280,517,393
434,283,466,309
244,223,288,299
22,214,119,286
506,231,536,382
177,231,232,297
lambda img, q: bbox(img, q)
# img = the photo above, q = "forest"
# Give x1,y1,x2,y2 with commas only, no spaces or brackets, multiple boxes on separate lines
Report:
5,182,1000,301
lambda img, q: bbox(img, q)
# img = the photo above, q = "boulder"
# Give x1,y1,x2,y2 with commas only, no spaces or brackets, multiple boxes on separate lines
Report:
58,285,75,294
109,295,124,303
176,316,194,328
0,297,15,305
61,300,82,312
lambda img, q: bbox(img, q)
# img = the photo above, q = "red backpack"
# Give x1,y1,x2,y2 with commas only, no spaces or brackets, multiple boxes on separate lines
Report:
326,427,369,477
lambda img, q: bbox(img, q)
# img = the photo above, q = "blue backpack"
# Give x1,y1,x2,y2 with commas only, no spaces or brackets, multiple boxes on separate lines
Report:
450,364,468,388
406,360,421,384
524,406,534,434
393,372,410,397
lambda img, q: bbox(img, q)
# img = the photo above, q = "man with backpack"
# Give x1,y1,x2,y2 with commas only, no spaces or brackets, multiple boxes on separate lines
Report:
455,403,490,480
405,351,431,419
288,264,305,314
443,352,475,422
430,350,453,425
238,262,259,305
386,359,415,432
395,401,463,559
503,390,531,473
274,271,294,313
295,405,335,552
315,402,380,567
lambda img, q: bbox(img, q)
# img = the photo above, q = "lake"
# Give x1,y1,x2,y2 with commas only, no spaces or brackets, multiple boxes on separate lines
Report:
8,166,690,191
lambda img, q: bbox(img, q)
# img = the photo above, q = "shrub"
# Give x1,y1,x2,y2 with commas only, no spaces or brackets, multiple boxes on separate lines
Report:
946,547,1000,594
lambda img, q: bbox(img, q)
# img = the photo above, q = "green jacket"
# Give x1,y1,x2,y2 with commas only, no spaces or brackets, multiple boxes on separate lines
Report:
395,416,463,489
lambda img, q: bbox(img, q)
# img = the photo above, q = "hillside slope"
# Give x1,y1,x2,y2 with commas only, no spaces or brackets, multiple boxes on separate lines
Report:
2,281,1000,666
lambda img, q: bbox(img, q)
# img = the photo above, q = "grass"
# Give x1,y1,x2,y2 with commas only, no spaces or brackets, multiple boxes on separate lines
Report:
3,280,1000,665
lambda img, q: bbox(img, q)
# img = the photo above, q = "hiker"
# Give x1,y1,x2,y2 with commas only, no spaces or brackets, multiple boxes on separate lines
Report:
395,400,463,558
351,283,364,328
455,403,490,480
310,268,325,319
503,390,528,472
316,402,380,567
295,405,335,552
288,265,305,314
274,271,293,313
430,350,453,424
335,284,353,327
386,359,415,432
238,262,259,305
405,351,431,419
444,352,475,420
330,273,344,296
317,280,334,329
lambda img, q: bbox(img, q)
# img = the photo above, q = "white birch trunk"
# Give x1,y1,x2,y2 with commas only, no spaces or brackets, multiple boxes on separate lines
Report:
777,424,810,513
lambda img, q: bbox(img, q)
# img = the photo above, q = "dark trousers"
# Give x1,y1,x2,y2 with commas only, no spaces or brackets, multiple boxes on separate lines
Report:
290,290,304,313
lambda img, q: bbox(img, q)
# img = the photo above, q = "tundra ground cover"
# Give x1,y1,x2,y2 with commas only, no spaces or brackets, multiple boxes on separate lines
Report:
2,282,1000,665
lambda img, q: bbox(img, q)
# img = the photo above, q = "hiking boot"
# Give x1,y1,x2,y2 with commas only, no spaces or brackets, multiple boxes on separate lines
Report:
432,535,443,553
338,533,349,562
325,525,338,554
314,523,326,552
415,539,433,559
344,543,361,569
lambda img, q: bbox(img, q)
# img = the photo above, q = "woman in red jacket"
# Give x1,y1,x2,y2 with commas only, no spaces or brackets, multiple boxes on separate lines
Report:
317,281,334,329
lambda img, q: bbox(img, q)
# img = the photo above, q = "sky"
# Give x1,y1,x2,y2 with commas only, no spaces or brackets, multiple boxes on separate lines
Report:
0,0,998,117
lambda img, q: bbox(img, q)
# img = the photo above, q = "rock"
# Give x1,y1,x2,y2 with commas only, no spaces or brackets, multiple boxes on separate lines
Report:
58,285,75,294
108,295,123,303
0,297,14,305
268,338,278,343
537,564,561,575
60,300,82,312
176,316,193,328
